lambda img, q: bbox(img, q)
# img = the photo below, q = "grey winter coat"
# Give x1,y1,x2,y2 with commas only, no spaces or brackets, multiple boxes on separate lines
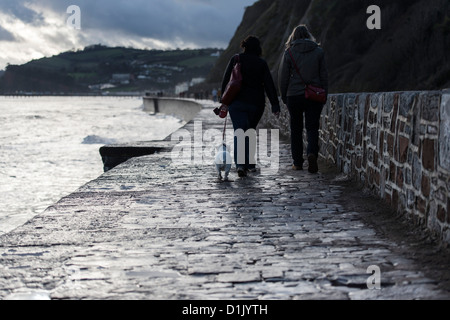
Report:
278,39,328,102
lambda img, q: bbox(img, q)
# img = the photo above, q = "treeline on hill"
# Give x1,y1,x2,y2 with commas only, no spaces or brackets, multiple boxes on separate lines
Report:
0,45,222,94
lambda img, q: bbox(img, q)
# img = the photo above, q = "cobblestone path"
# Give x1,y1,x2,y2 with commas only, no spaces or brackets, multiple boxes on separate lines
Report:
1,105,449,300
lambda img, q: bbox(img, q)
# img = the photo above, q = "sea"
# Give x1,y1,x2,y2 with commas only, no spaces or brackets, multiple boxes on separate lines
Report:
0,96,186,236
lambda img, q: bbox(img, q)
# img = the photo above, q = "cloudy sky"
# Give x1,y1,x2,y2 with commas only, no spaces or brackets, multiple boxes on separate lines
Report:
0,0,257,70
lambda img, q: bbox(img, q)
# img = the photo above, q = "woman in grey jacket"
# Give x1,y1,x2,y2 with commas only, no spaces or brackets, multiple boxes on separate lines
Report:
278,25,328,173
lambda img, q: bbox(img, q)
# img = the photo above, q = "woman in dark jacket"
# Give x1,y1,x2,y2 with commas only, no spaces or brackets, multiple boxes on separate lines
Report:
221,35,280,177
278,25,328,173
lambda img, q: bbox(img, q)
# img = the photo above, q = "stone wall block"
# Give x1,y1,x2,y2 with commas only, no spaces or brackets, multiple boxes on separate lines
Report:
421,175,430,197
439,94,450,171
384,92,395,113
420,92,440,122
357,93,368,123
387,134,395,157
422,138,436,171
412,153,422,190
411,96,422,147
447,198,450,224
399,92,419,117
370,92,383,110
397,136,409,163
390,94,399,133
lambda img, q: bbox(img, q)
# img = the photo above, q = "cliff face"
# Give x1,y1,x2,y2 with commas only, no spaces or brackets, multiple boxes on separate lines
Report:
208,0,450,93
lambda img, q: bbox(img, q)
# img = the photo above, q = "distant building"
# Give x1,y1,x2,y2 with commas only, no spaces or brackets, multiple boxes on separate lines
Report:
190,77,205,86
111,74,131,85
157,76,169,84
89,83,116,91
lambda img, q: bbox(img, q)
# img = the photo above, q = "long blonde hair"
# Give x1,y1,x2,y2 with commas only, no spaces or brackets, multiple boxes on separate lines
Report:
285,25,317,48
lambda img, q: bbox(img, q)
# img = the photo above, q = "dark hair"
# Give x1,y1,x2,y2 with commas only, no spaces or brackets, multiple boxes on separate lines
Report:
240,35,262,56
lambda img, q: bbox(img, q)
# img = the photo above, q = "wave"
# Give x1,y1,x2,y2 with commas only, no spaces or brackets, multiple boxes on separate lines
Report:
25,115,45,120
82,135,118,145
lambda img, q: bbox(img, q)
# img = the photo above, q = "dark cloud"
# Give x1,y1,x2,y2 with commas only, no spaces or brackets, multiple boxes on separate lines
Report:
0,25,15,41
0,1,44,24
14,0,256,48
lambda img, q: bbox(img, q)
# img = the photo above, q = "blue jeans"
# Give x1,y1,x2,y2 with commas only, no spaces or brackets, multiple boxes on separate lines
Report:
228,100,258,169
287,95,324,166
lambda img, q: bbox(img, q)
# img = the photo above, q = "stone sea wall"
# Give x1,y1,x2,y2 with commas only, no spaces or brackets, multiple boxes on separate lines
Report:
143,96,202,122
261,90,450,243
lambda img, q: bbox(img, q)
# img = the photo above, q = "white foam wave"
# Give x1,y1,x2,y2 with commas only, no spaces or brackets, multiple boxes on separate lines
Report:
82,135,118,145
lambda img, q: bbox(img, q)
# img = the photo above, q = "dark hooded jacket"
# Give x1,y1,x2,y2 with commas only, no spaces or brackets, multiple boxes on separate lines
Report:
278,39,328,101
221,52,280,114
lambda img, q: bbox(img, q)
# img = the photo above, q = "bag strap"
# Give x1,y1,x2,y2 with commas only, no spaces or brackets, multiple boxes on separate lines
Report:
233,54,240,70
288,48,306,85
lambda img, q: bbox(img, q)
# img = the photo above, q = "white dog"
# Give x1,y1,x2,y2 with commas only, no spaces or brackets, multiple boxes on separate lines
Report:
214,143,232,181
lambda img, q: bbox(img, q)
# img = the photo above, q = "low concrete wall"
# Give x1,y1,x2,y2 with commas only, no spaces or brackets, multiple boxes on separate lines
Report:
261,90,450,244
99,97,203,171
99,142,173,172
143,97,203,122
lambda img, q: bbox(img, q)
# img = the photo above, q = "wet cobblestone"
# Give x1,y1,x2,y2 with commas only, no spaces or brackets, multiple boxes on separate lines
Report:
0,105,449,300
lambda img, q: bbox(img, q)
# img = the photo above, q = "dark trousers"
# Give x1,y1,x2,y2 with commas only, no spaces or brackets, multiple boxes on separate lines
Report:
228,100,259,169
287,95,323,166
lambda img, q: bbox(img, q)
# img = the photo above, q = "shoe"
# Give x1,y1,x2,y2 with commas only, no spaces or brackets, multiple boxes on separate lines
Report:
307,154,318,173
237,167,247,177
292,164,302,170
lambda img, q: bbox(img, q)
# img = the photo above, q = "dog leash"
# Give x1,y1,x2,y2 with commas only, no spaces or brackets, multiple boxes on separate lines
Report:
222,116,227,141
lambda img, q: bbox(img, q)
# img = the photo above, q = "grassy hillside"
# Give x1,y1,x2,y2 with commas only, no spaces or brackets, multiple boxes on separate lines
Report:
0,45,222,94
207,0,450,93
